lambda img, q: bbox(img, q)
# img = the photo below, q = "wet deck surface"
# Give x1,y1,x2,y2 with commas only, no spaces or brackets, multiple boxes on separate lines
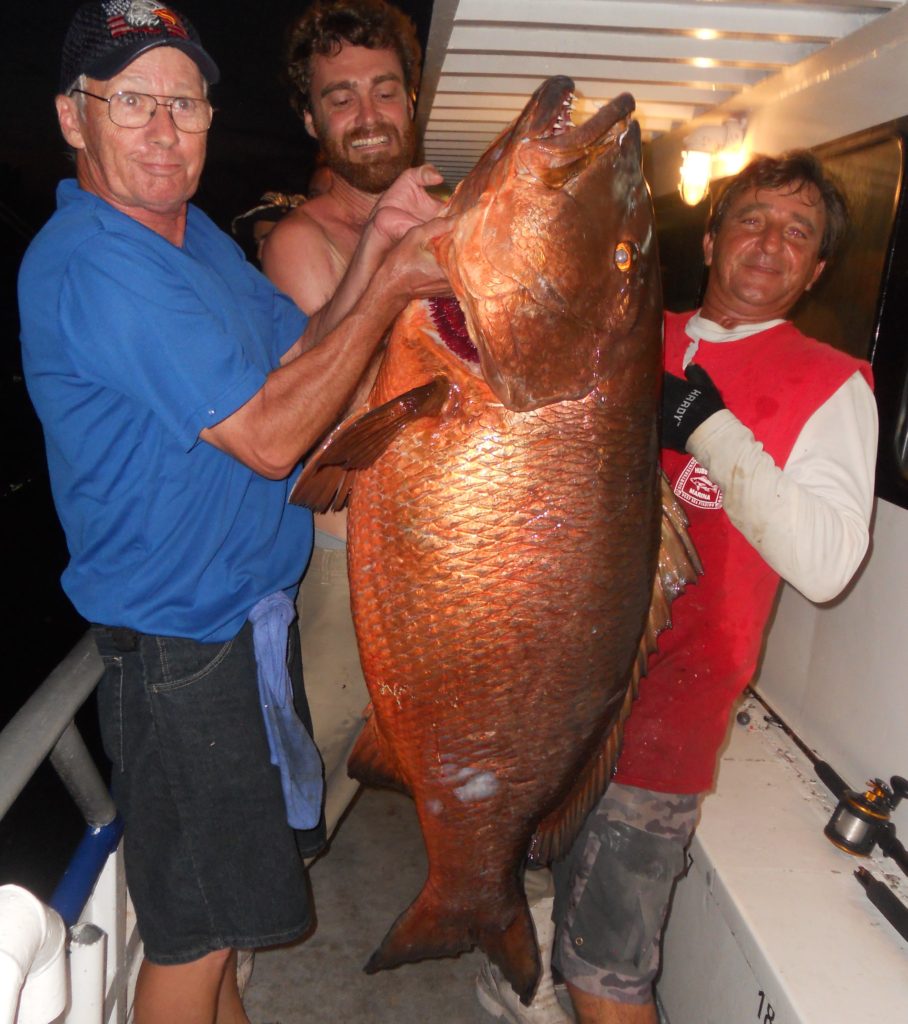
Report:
242,786,497,1024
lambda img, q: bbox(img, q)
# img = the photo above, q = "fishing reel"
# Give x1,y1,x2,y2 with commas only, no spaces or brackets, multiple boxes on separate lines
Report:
821,770,908,876
749,696,908,877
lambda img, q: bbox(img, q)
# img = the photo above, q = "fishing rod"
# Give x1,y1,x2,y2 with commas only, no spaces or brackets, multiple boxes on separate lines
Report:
745,688,908,946
743,688,849,792
854,867,908,945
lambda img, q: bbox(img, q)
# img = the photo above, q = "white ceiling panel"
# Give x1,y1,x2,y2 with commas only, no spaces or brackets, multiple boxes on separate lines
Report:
416,0,905,184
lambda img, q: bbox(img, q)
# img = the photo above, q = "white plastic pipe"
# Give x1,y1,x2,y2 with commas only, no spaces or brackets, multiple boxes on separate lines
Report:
0,885,67,1024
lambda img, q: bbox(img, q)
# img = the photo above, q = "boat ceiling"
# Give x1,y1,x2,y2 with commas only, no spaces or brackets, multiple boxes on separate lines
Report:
415,0,906,184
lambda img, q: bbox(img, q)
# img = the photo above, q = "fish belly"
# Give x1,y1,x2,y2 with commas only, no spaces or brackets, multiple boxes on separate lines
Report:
348,374,659,923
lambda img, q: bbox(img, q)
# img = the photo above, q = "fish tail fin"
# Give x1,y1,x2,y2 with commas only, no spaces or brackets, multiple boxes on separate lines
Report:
363,891,472,974
480,901,541,1006
365,886,540,1004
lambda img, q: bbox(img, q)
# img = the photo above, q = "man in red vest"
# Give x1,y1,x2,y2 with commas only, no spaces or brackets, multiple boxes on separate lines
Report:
552,150,878,1024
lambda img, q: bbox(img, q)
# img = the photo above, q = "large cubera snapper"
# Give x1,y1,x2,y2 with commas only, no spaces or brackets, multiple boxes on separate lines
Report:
291,77,698,1003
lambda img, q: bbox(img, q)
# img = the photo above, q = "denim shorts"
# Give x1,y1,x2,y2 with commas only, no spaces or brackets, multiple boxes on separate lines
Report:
92,620,323,964
552,783,700,1003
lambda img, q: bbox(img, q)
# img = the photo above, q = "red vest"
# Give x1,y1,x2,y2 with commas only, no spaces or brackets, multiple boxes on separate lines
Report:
614,311,873,793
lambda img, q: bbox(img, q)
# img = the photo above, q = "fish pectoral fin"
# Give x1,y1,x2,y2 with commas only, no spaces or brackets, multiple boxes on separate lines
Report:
289,376,451,511
617,474,702,705
348,714,411,796
644,472,703,653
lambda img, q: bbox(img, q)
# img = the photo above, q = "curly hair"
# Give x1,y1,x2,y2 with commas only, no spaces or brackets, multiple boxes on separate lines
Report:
285,0,422,120
708,150,849,262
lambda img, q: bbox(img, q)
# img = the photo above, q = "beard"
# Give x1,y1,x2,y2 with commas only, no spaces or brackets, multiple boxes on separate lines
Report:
319,118,418,194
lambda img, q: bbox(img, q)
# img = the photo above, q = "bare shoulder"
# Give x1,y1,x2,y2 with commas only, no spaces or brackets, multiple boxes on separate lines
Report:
261,205,349,314
293,193,344,232
263,205,331,261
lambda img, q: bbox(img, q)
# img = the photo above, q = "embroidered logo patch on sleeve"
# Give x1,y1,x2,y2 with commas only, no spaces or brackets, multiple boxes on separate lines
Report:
673,457,724,509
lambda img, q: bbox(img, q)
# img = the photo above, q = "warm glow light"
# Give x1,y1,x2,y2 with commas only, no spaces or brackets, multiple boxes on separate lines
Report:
693,28,719,41
679,149,712,206
713,146,749,180
677,119,747,206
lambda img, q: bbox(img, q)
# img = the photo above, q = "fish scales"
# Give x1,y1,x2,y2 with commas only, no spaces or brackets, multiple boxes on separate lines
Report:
350,330,659,822
291,76,699,1004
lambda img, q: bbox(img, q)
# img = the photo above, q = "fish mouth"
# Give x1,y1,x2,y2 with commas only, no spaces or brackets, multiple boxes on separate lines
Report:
526,78,637,174
440,78,635,219
502,74,636,152
529,77,575,138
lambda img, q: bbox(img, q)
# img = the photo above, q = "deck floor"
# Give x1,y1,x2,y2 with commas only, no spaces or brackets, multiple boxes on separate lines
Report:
242,786,509,1023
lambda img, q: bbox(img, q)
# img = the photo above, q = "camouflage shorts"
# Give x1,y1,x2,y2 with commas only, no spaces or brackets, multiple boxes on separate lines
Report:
552,783,700,1003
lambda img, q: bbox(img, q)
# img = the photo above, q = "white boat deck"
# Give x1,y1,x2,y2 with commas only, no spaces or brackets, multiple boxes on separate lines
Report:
242,786,499,1024
659,695,908,1023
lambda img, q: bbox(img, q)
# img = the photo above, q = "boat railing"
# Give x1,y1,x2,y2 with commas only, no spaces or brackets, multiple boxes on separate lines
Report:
0,632,140,1024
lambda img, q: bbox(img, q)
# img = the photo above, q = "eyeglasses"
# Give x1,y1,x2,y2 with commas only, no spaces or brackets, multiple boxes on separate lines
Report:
70,89,214,133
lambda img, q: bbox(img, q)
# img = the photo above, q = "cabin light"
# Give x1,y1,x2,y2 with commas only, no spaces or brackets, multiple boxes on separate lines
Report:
678,118,747,206
679,149,713,206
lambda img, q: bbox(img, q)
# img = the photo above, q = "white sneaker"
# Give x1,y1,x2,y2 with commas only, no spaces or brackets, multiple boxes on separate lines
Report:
476,958,572,1023
475,896,572,1023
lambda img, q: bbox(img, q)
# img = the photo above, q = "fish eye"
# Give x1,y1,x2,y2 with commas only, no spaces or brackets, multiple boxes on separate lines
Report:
614,241,638,272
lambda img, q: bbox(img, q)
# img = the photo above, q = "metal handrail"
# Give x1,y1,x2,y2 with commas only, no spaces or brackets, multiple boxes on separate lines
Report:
0,631,113,825
0,630,122,929
0,631,135,1021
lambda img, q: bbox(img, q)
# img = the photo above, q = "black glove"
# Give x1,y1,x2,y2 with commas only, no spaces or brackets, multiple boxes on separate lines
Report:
661,363,725,452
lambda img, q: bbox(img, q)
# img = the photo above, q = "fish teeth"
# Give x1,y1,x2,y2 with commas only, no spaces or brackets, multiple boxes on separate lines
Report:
550,93,575,136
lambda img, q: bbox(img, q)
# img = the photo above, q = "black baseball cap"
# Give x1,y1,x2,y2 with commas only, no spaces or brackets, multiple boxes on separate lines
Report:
59,2,220,95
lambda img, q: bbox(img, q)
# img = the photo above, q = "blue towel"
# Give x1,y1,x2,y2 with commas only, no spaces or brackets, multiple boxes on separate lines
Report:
249,592,324,829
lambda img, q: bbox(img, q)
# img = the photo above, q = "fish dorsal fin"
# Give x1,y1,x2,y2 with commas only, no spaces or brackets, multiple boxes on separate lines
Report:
527,474,701,864
289,376,451,512
348,708,412,797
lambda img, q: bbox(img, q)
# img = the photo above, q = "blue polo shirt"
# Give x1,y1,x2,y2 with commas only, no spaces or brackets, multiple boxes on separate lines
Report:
19,180,313,641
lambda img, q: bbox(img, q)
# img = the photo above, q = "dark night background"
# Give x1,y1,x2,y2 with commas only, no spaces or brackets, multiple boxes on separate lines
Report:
0,1,432,897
